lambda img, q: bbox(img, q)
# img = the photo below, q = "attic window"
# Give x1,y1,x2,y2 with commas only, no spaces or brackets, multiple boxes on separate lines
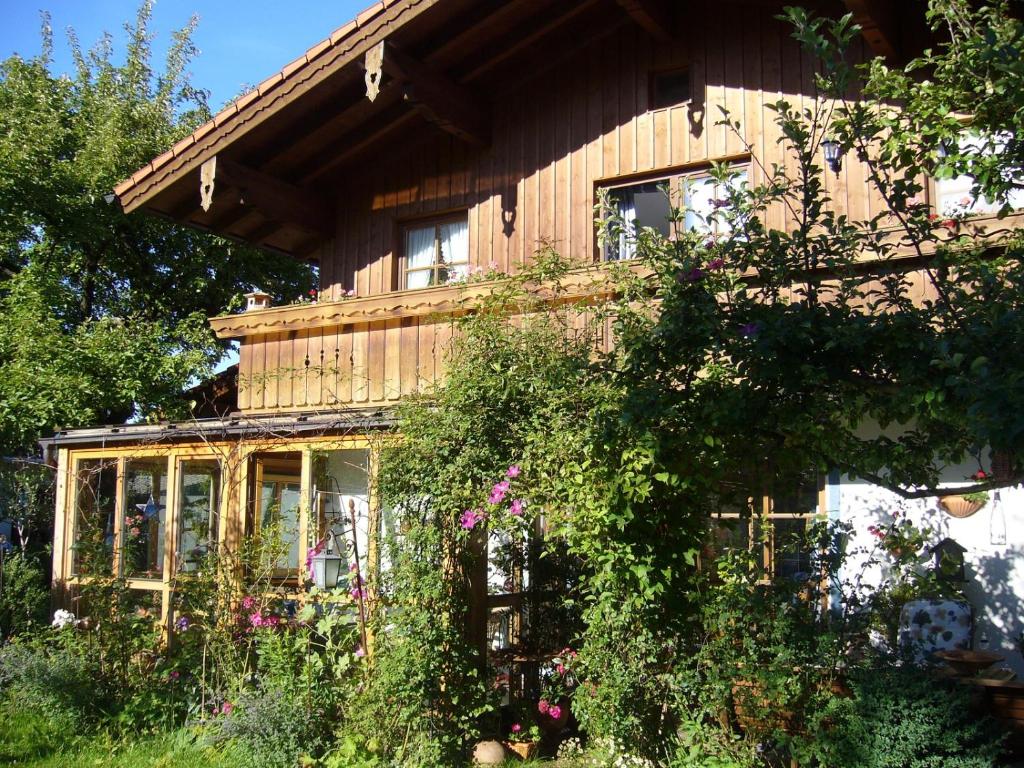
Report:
650,68,690,110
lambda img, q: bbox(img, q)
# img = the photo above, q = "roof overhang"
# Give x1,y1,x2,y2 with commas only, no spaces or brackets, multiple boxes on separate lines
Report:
110,0,680,260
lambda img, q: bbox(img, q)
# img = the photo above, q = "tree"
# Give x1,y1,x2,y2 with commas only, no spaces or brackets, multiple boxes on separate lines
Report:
0,3,315,453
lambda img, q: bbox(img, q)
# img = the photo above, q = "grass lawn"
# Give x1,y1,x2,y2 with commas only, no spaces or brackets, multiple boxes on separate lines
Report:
0,706,240,768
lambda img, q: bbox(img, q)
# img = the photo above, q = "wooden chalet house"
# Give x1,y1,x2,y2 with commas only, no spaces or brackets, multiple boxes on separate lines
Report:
45,0,999,646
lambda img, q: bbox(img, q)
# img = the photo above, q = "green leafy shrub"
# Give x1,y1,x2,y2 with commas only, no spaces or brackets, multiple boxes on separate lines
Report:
0,549,49,637
210,688,323,768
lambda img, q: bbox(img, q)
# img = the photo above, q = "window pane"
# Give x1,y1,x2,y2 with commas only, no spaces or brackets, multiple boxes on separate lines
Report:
773,517,813,580
406,268,432,290
123,459,168,579
608,182,671,260
73,460,117,576
439,220,468,265
684,176,717,233
177,460,220,573
260,480,301,573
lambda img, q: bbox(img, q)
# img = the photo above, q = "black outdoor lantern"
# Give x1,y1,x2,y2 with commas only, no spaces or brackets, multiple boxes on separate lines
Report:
822,137,843,174
932,538,967,583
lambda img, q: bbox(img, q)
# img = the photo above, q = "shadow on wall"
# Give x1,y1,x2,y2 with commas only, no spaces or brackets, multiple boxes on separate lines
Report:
842,483,1024,676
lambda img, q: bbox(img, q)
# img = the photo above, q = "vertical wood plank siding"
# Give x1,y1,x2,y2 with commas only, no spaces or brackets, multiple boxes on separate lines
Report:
240,11,879,413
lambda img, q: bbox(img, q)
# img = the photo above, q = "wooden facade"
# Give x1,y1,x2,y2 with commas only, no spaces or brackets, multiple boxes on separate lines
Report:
50,0,960,629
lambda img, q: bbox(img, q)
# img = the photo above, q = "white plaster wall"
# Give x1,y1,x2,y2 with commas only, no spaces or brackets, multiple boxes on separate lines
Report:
838,471,1024,676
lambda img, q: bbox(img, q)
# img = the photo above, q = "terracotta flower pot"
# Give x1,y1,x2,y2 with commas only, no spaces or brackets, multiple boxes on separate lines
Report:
504,740,539,760
938,494,984,519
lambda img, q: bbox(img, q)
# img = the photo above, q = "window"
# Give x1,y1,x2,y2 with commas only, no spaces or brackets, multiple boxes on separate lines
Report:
650,68,690,110
403,215,469,289
706,476,823,581
935,132,1024,215
603,166,748,261
251,454,302,579
72,459,117,576
122,458,168,579
176,459,221,573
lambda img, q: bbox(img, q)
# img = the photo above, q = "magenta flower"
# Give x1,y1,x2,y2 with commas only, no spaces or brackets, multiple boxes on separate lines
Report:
506,465,521,479
221,701,233,715
510,499,525,516
169,670,180,680
548,704,563,720
460,508,486,530
241,596,256,610
685,267,704,282
489,480,511,504
349,562,358,573
511,723,522,733
538,699,550,715
249,612,264,627
557,663,566,675
707,257,725,270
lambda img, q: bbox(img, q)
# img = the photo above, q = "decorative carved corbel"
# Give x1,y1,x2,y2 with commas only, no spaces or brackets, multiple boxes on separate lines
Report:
364,41,384,102
199,156,217,212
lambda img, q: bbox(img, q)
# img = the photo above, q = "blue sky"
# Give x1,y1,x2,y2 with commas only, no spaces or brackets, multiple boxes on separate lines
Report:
0,0,368,110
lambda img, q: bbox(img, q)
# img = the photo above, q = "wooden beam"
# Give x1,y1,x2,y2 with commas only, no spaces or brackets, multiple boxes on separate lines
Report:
374,41,489,147
615,0,673,42
843,0,899,60
301,109,420,185
211,157,333,238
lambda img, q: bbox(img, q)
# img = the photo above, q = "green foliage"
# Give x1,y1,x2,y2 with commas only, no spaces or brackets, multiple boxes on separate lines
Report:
209,688,323,768
0,550,50,638
0,3,314,453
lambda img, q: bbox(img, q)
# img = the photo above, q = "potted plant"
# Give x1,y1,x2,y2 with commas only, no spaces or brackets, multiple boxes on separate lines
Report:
535,647,576,733
938,470,990,519
504,721,541,760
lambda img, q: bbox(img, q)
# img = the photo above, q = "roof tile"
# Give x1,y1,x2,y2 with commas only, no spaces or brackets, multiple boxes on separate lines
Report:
233,88,260,111
171,134,196,156
150,149,174,172
281,54,308,80
357,3,385,27
131,164,154,185
257,71,284,96
213,103,238,127
330,21,358,45
306,38,332,61
192,120,216,142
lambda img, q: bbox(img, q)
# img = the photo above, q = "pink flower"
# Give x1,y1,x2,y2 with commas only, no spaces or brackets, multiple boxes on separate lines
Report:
548,704,563,720
355,645,366,658
510,499,525,516
538,699,550,714
169,670,180,680
249,612,264,627
489,481,511,504
511,723,522,733
460,508,486,530
349,562,359,573
241,596,256,610
506,465,521,479
129,527,141,537
557,664,566,675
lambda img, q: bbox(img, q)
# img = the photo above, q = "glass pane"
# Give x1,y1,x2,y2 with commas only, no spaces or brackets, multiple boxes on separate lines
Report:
684,176,717,233
260,480,301,574
123,459,168,579
73,460,117,575
406,268,432,290
773,478,819,515
439,220,468,266
773,517,813,580
177,460,220,572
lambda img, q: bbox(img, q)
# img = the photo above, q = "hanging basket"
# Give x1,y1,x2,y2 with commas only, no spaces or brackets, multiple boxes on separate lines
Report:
938,494,984,519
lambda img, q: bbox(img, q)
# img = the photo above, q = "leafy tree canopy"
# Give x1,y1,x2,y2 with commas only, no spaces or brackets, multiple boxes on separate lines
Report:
0,2,315,453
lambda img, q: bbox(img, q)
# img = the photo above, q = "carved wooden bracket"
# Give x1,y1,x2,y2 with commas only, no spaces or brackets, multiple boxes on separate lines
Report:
364,40,384,102
363,39,489,146
201,155,333,239
199,156,217,212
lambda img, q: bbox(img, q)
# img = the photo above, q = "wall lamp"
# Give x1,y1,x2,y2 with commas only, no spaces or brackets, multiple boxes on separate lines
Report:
822,137,844,175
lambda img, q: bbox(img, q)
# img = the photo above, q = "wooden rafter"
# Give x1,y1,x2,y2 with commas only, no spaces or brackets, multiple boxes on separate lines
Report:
208,157,333,238
369,40,490,147
843,0,899,60
614,0,674,42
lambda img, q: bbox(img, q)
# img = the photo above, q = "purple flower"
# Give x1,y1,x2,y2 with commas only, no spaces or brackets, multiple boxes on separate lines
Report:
740,321,760,338
175,616,190,632
707,257,725,270
506,465,521,479
489,480,511,504
460,508,486,530
510,499,525,516
685,268,704,282
355,645,366,658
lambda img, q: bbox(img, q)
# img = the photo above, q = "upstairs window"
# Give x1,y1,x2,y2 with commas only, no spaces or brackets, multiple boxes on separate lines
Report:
603,166,748,261
650,68,690,110
935,132,1024,215
403,214,469,289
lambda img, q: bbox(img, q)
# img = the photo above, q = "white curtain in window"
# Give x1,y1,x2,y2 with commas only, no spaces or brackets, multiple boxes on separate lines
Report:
937,132,1024,215
405,225,436,289
439,220,469,282
683,176,717,233
615,191,637,260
